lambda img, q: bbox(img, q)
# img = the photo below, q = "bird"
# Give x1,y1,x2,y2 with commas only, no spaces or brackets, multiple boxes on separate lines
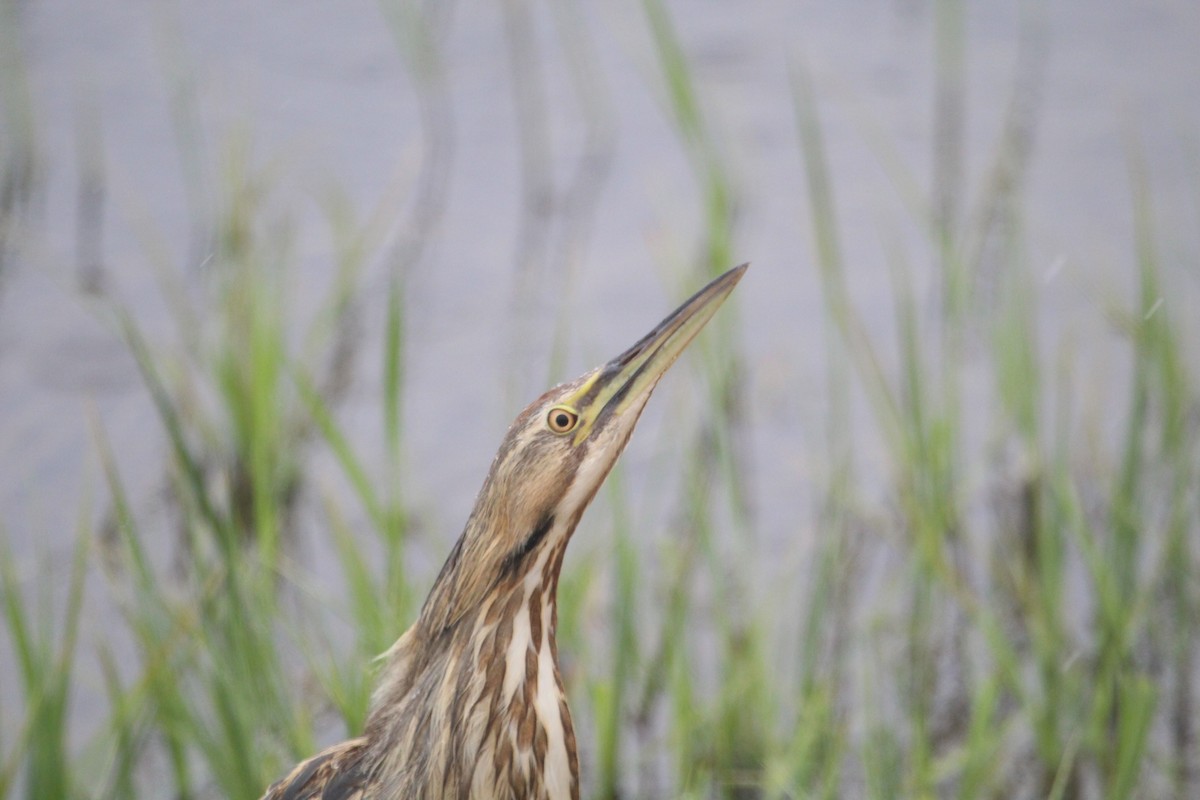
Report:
262,264,747,800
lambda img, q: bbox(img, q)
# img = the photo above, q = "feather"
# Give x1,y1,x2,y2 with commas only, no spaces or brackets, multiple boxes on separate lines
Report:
262,738,370,800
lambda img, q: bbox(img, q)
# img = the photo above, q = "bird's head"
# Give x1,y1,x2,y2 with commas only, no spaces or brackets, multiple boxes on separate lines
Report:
418,264,747,634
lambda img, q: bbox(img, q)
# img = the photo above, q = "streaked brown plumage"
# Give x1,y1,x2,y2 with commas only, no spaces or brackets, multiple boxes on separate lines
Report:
262,265,747,800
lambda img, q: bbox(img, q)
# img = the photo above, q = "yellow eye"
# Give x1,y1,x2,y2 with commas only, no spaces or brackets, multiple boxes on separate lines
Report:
546,406,580,434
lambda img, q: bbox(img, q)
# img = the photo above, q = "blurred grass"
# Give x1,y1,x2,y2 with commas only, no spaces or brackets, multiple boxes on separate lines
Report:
0,0,39,283
2,1,1199,799
0,524,87,799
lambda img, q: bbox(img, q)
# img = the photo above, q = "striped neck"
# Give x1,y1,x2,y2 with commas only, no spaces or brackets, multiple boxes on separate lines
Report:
468,539,579,799
363,529,580,799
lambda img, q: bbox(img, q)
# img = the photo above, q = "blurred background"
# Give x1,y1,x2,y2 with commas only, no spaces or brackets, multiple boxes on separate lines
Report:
2,0,1199,797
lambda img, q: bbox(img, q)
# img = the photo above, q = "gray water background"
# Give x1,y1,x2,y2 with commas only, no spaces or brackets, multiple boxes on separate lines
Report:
2,0,1199,765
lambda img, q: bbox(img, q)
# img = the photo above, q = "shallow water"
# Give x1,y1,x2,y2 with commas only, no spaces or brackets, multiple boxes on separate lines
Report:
2,0,1198,773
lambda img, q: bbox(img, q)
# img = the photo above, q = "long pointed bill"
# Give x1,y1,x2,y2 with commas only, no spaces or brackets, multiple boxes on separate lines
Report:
567,263,748,444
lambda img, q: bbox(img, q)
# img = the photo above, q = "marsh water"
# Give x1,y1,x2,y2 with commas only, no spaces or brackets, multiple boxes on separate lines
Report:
2,0,1199,782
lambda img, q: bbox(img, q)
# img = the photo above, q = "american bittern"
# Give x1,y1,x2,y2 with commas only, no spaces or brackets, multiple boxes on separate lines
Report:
263,264,747,800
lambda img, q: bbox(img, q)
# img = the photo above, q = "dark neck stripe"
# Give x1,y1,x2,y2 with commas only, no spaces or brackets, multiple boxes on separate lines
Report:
501,513,556,576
